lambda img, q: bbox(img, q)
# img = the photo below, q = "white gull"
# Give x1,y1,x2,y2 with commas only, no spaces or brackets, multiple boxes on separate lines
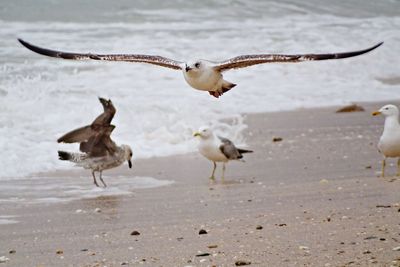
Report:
193,127,252,182
372,104,400,177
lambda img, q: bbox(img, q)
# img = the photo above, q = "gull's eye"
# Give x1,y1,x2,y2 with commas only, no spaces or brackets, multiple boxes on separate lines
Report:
385,107,389,110
194,62,201,68
130,152,133,157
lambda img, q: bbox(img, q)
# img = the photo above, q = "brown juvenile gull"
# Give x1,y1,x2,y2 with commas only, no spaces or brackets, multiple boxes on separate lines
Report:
372,104,400,177
193,127,252,181
18,39,383,98
58,97,133,187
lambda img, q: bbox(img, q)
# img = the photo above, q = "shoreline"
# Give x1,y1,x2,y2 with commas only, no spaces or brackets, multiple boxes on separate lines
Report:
14,99,400,181
1,99,398,182
1,101,399,266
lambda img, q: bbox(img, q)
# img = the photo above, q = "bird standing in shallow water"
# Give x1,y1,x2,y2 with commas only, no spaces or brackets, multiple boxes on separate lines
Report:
372,104,400,177
58,97,133,187
194,127,252,182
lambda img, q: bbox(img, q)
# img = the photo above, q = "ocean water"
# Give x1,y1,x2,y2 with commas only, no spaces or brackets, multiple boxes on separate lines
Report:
0,175,174,207
1,0,400,181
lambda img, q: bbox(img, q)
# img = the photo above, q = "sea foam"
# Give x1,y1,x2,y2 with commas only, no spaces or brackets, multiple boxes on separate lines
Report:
0,0,399,179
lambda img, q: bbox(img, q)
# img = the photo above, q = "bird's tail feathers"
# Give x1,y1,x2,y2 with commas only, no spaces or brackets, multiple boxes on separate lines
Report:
209,80,237,98
238,148,253,154
58,151,85,163
222,80,237,93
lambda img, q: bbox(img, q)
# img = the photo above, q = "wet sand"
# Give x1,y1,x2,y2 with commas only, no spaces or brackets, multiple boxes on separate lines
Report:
0,102,399,267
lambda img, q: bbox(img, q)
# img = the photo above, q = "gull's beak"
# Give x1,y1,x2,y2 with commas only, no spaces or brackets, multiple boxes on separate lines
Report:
193,132,201,137
185,64,192,72
128,159,132,169
372,111,381,116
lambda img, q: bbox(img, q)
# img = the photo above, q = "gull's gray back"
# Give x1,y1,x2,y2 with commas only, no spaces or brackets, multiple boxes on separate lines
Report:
218,136,242,160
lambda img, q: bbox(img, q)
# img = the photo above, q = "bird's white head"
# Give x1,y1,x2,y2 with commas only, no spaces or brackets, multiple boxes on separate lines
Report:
193,126,214,140
372,104,399,117
121,144,133,169
184,60,207,75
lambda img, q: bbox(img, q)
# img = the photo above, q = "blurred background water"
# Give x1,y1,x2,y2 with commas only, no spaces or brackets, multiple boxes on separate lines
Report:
1,0,399,180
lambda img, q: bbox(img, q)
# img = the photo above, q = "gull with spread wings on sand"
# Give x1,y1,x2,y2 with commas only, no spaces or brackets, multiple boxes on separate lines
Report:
58,97,133,187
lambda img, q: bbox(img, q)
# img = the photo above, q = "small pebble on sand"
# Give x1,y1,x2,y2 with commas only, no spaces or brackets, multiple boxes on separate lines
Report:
199,229,208,235
335,104,365,113
131,230,141,236
272,137,283,142
235,260,251,266
195,253,210,257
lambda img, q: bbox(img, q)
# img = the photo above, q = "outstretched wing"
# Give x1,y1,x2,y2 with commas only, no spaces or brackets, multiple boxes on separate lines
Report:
92,97,116,127
213,42,383,72
80,125,118,157
18,39,184,70
57,97,117,144
57,125,94,143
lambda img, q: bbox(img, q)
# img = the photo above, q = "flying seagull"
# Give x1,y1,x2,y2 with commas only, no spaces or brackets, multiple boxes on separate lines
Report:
193,127,252,181
58,97,133,187
18,39,383,98
372,104,400,178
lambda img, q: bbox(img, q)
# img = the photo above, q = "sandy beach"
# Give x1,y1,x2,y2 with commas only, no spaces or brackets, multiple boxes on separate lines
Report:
1,102,399,267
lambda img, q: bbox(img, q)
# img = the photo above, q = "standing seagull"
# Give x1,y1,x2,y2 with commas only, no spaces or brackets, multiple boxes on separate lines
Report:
193,127,252,181
372,104,400,177
18,39,382,98
58,97,133,187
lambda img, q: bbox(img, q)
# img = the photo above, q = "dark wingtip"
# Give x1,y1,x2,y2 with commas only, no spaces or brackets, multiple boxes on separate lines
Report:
18,38,36,50
98,97,113,110
18,38,31,50
17,38,77,59
98,96,107,105
311,41,384,61
354,41,384,57
57,136,65,143
339,41,384,58
368,41,384,52
18,38,50,56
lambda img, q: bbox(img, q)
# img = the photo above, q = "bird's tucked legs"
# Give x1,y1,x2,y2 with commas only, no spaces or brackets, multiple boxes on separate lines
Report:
221,163,226,183
99,171,107,187
381,158,386,178
208,91,221,98
92,171,99,187
210,162,217,181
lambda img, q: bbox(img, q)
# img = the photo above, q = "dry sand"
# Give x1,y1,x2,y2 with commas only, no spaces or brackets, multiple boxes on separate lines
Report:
0,102,399,267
